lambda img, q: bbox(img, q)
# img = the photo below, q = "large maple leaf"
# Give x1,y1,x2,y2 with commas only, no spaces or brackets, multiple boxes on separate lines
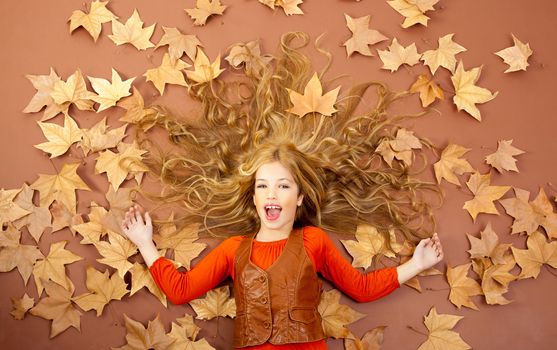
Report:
23,67,64,121
155,26,202,62
88,68,135,112
511,231,557,279
378,38,422,72
95,142,148,190
446,263,482,310
13,184,52,243
72,266,129,316
0,224,44,285
0,187,31,226
340,224,399,269
494,34,533,73
108,9,155,50
113,314,175,350
34,115,83,158
499,187,557,239
79,117,127,156
29,280,82,338
485,139,525,173
409,74,444,107
189,285,236,320
50,70,96,115
342,14,388,57
94,232,137,278
462,172,510,222
185,0,227,26
32,240,83,295
318,288,365,339
185,49,224,84
433,143,474,186
467,222,511,265
129,262,167,306
69,0,117,42
421,34,467,75
481,254,516,305
417,307,471,350
145,53,190,95
451,61,498,121
286,72,340,118
153,220,206,269
30,162,91,213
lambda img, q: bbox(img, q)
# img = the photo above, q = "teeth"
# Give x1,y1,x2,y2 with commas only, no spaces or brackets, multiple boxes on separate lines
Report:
265,205,281,210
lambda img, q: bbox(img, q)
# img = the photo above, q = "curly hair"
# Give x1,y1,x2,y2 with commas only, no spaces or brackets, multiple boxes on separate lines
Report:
133,32,441,243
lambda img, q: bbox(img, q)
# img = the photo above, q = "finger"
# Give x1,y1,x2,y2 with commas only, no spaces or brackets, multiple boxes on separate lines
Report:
417,238,430,248
145,212,152,227
134,207,144,225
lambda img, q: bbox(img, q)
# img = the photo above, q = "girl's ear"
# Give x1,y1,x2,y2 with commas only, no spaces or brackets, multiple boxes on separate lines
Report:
297,194,304,207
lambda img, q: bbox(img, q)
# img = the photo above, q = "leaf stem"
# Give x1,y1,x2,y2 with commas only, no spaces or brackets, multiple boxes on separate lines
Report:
49,158,58,173
545,265,557,278
425,287,450,291
406,325,427,337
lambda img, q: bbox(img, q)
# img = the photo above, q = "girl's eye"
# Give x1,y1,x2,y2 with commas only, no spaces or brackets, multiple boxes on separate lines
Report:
256,184,266,188
279,184,290,189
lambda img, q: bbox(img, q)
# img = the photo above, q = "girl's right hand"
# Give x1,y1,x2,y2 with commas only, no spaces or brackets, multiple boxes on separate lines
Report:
121,204,153,249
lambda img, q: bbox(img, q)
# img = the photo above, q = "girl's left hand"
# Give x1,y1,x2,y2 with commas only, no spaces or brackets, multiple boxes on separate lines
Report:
411,233,444,271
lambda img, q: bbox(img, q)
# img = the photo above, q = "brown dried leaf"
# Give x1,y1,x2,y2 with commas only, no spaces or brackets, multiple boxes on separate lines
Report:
185,0,227,26
225,40,273,76
433,144,474,186
409,74,444,108
0,224,44,285
485,140,525,173
155,26,203,62
494,34,533,73
144,53,190,95
417,307,471,350
451,61,498,121
23,67,64,121
0,187,31,226
189,285,236,320
69,0,118,42
153,221,206,270
185,49,224,84
342,14,388,57
344,326,386,350
113,314,174,350
108,9,155,50
318,288,365,339
378,38,422,72
462,172,510,222
481,254,516,305
447,263,482,310
32,240,82,295
286,72,340,118
511,231,557,279
94,232,137,278
95,142,148,191
129,262,167,307
421,34,466,75
340,224,398,269
72,266,129,316
50,70,96,115
13,184,52,243
34,115,83,158
467,222,512,265
10,293,35,320
88,69,135,112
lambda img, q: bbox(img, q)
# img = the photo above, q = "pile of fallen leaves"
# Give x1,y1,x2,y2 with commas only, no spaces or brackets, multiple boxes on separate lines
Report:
1,1,555,349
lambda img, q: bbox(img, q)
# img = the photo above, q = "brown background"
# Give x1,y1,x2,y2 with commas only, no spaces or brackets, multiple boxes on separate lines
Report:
1,0,557,349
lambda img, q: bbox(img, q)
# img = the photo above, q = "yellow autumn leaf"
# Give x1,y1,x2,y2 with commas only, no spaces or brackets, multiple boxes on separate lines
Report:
417,307,471,350
144,53,190,95
68,0,117,42
155,26,203,62
225,40,273,76
88,68,135,112
467,222,511,265
286,72,340,118
23,67,65,121
0,224,44,285
340,224,398,269
118,87,157,130
129,262,167,307
72,266,129,316
30,163,91,212
375,128,421,167
79,117,127,156
446,263,482,310
189,285,236,320
114,314,174,350
32,241,82,295
342,14,388,57
50,70,96,114
481,254,516,305
421,34,467,75
185,0,227,26
409,74,444,107
10,293,35,320
433,143,474,186
34,115,83,158
485,139,525,173
344,326,386,350
0,188,31,226
451,61,498,121
185,48,224,84
259,0,304,16
94,232,137,278
387,0,431,28
72,202,111,245
318,288,365,339
378,38,422,72
95,142,148,190
462,172,510,221
13,184,52,243
108,9,155,50
153,220,206,270
511,231,557,279
494,34,533,73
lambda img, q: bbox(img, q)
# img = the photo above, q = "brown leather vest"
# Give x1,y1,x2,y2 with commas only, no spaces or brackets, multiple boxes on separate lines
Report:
232,227,325,348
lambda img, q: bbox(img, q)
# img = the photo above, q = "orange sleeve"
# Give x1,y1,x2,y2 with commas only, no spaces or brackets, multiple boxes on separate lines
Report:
149,236,242,304
304,226,400,303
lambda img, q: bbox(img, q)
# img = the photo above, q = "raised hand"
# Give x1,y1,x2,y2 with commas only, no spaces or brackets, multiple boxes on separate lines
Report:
412,233,444,271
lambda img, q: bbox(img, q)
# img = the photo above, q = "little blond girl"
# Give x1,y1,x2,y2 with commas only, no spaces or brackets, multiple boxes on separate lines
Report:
121,32,444,349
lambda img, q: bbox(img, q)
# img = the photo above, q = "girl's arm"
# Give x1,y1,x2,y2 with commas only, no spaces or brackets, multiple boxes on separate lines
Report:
396,233,444,285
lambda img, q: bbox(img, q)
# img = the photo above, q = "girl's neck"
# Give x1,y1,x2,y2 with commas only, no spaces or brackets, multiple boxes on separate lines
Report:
255,226,293,242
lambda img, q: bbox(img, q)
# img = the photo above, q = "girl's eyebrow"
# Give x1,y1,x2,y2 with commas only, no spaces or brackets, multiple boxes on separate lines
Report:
255,178,293,182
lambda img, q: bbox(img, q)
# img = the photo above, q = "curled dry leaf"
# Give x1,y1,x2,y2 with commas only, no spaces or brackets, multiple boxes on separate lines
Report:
108,9,155,50
485,139,525,173
318,288,366,339
189,285,236,320
494,34,533,73
153,220,206,270
421,34,467,75
409,74,444,107
144,53,190,95
416,307,471,350
462,172,510,222
155,26,203,62
387,0,438,28
23,67,64,121
451,61,498,121
446,263,482,310
511,231,557,279
342,14,388,57
34,115,83,158
0,224,44,285
377,38,422,72
11,293,35,320
225,40,273,76
118,86,157,130
481,253,516,305
113,314,174,350
88,68,135,112
433,143,474,186
185,0,227,26
286,72,340,118
167,314,215,350
69,0,118,42
72,266,129,316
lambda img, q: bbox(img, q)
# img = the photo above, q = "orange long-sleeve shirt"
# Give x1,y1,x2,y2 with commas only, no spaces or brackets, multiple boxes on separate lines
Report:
149,226,400,350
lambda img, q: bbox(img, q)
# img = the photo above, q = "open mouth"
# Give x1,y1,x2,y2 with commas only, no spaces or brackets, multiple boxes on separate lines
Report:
264,205,282,221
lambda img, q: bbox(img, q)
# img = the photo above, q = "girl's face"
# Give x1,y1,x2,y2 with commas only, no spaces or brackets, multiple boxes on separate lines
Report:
253,161,303,232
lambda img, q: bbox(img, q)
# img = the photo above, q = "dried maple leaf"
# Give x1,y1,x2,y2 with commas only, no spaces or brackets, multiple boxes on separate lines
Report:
376,128,421,167
494,34,533,73
225,40,273,76
433,144,474,186
50,200,83,233
467,223,511,265
145,53,190,95
34,115,83,158
155,26,203,62
102,186,135,235
185,49,224,84
0,224,44,285
23,67,65,121
153,220,206,269
451,61,498,121
500,187,557,239
13,184,52,243
185,0,227,26
129,262,167,306
344,326,385,350
88,68,135,112
409,74,444,107
50,70,96,114
95,141,148,190
318,288,365,339
259,0,304,16
462,172,510,222
169,314,201,342
72,266,128,316
408,0,439,12
167,314,214,350
0,187,31,226
11,293,35,320
511,231,557,279
485,139,525,173
32,240,82,295
30,162,91,213
118,87,156,129
69,0,117,42
342,14,388,57
189,285,236,320
481,254,516,305
446,263,482,310
30,279,82,338
286,72,340,118
113,314,174,350
378,38,422,72
421,34,467,75
79,117,127,156
387,0,434,28
94,232,137,278
417,307,471,350
109,9,155,50
73,202,112,244
340,224,398,269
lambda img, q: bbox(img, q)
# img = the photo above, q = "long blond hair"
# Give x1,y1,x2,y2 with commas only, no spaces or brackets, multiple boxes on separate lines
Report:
135,32,440,242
